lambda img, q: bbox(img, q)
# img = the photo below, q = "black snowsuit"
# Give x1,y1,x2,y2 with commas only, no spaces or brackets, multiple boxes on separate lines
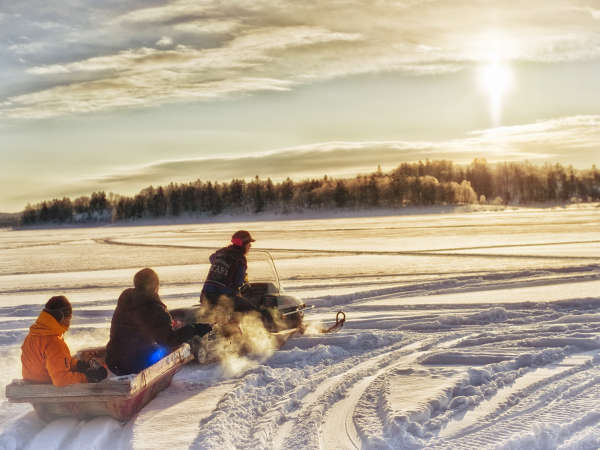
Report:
201,245,256,312
106,288,195,375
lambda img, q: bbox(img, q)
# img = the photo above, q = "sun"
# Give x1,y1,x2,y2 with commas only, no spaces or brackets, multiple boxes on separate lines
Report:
477,56,514,126
479,59,511,95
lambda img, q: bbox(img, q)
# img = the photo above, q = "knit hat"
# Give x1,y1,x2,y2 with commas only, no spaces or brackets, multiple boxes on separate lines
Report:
44,295,72,322
134,268,159,292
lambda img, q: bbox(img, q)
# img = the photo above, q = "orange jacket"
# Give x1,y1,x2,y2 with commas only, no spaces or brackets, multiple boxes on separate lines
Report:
21,311,87,386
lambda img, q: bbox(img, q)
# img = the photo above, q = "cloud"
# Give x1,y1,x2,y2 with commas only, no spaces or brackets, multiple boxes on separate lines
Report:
155,36,174,47
462,116,600,161
2,0,599,119
8,41,49,56
113,0,213,25
72,115,600,191
572,7,600,20
3,27,360,118
1,75,294,119
174,19,240,35
4,115,598,211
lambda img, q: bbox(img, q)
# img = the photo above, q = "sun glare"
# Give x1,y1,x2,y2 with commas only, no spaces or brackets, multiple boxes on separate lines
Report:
478,57,513,127
473,32,516,127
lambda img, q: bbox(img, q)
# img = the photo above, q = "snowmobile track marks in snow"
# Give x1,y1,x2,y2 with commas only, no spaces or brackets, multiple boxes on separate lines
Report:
95,238,600,261
272,337,451,449
270,338,431,449
429,354,600,449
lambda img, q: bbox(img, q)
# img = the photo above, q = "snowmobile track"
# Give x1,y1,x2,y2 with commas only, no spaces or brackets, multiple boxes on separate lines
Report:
96,238,600,261
271,338,437,449
430,357,600,449
320,340,429,450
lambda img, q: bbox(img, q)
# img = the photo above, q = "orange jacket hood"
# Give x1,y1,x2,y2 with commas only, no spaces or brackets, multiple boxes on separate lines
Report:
29,311,68,336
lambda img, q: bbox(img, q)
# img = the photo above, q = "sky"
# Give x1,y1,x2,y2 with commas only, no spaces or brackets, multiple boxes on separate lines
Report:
1,0,599,212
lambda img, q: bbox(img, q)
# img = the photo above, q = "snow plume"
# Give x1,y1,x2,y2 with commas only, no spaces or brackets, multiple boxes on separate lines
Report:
208,304,278,377
302,320,326,336
65,326,111,352
238,312,277,358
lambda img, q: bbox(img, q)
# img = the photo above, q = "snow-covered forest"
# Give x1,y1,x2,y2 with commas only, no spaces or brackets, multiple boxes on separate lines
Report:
19,159,600,226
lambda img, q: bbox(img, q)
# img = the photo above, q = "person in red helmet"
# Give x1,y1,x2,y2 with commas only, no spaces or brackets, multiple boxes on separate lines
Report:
201,230,257,314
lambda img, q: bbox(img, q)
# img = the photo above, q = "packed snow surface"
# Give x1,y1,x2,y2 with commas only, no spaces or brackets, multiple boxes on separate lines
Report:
1,204,600,449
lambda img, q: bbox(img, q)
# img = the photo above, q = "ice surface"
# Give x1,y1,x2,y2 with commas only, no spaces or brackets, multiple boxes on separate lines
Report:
1,204,600,449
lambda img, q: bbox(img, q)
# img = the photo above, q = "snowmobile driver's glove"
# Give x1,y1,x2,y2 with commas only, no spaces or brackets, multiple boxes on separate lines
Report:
239,283,251,297
84,366,108,383
176,324,197,342
192,323,212,338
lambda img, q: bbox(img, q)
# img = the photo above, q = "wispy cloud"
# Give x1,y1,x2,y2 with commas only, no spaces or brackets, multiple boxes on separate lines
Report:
3,26,360,118
8,41,49,56
65,115,600,193
155,36,174,48
2,0,599,119
112,0,214,25
572,6,600,20
174,19,240,35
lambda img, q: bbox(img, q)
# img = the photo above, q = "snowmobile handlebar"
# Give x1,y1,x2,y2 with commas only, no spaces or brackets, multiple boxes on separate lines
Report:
280,304,315,317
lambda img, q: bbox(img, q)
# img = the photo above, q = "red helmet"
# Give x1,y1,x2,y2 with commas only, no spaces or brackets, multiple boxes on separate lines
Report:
231,230,255,247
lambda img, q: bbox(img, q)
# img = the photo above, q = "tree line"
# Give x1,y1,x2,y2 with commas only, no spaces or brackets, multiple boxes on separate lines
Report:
19,159,600,225
0,212,20,228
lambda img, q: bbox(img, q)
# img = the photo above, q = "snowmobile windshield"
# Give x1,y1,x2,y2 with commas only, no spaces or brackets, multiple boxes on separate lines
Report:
246,250,280,292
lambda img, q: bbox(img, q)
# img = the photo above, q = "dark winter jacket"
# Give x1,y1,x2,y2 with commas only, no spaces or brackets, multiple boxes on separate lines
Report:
202,245,248,301
105,288,194,375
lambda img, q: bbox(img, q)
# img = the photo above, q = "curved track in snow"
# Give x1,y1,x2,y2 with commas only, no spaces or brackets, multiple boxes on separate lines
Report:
97,237,600,261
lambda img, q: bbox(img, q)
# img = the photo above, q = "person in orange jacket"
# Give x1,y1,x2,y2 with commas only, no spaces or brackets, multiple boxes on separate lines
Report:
21,296,107,386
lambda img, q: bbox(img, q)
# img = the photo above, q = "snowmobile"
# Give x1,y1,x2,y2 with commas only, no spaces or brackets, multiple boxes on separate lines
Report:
170,250,345,363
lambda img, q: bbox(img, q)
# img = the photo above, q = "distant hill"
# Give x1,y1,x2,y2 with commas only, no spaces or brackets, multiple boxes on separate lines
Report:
0,212,21,227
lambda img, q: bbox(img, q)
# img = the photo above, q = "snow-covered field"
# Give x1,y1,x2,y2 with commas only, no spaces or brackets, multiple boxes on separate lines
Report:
1,204,600,449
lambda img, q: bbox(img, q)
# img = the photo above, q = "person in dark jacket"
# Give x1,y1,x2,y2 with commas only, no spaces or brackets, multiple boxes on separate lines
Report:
201,230,257,314
106,268,211,375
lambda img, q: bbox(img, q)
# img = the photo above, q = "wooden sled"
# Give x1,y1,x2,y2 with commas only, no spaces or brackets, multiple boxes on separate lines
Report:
5,343,193,422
